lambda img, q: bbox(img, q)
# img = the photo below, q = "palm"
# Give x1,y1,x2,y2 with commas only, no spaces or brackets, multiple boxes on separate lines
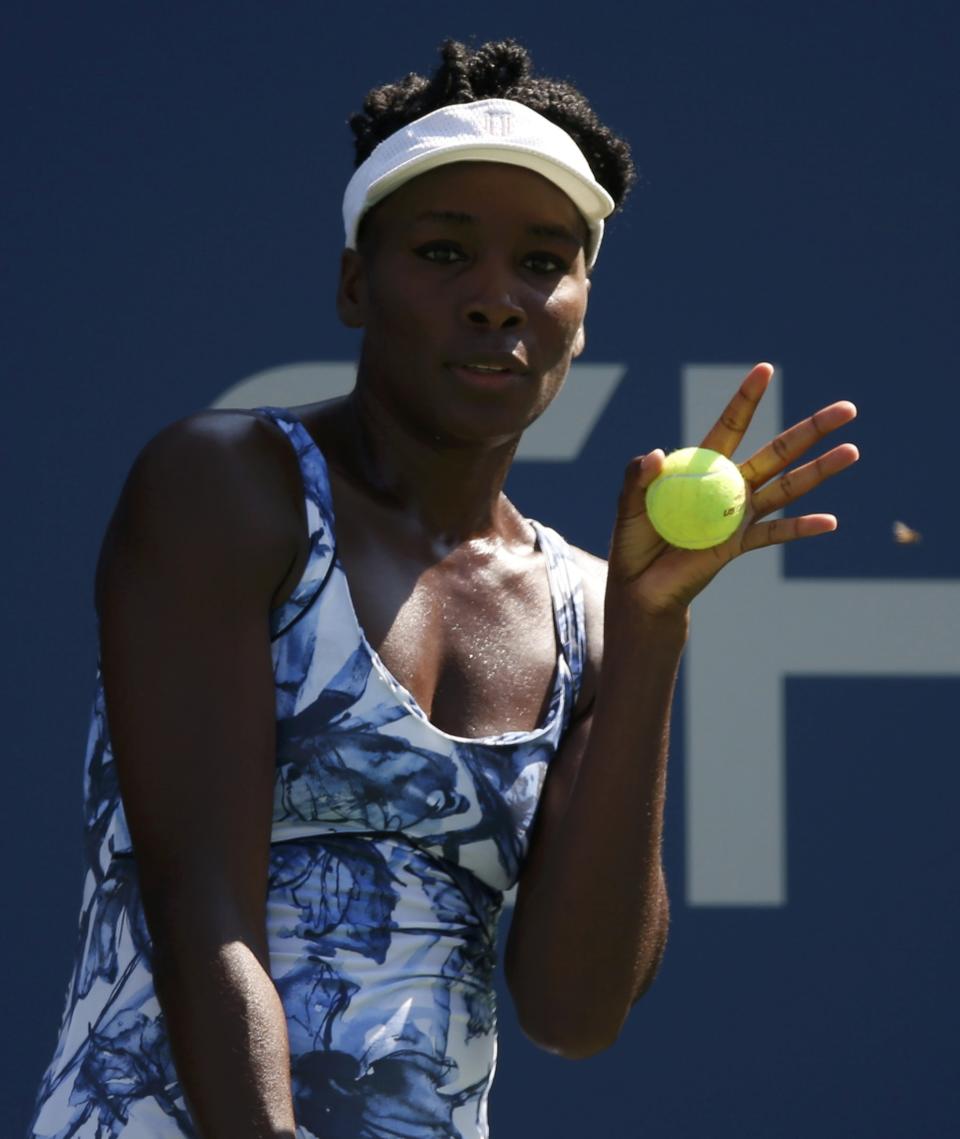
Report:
608,363,859,615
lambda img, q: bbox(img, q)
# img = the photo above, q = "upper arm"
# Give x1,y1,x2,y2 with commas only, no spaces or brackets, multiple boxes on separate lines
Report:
95,411,298,964
540,545,607,802
510,547,607,900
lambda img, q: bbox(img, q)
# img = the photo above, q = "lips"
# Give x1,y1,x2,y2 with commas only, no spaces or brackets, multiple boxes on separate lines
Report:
445,351,531,394
447,364,523,390
448,353,529,375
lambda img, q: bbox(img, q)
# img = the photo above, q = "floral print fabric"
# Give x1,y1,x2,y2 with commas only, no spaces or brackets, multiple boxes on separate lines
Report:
29,406,586,1138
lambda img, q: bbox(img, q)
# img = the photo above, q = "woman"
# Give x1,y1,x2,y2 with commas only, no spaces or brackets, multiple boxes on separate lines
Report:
29,39,858,1139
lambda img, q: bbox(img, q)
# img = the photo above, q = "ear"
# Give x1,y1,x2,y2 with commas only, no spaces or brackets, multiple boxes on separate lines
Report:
336,248,367,328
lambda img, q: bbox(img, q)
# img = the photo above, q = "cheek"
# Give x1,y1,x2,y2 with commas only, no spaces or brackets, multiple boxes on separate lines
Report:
366,276,443,345
541,283,588,350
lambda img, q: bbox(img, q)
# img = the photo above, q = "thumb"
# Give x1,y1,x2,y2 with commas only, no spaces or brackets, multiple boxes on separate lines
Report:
618,449,665,519
610,449,668,578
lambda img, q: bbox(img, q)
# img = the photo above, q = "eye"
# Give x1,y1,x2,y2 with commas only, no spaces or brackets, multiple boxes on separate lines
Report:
415,242,466,264
524,251,570,275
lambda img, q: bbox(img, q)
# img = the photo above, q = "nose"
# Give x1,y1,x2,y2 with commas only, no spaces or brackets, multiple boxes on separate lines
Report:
460,262,527,330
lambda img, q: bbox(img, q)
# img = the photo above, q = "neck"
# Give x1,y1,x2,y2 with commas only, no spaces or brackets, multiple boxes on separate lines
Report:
331,386,530,552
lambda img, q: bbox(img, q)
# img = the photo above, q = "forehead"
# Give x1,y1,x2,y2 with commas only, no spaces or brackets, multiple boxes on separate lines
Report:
363,160,588,241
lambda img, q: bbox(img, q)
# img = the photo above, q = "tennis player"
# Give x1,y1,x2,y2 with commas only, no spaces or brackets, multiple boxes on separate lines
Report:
29,38,858,1139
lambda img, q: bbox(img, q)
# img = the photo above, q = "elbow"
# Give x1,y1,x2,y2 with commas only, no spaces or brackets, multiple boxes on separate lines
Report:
510,959,666,1057
511,999,626,1061
506,965,645,1061
519,1018,622,1061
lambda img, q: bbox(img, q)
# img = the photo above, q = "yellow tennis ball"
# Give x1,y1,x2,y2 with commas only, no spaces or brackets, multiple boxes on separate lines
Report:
646,447,746,549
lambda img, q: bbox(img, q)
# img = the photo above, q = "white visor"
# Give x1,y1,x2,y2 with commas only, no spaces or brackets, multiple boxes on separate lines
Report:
342,98,615,268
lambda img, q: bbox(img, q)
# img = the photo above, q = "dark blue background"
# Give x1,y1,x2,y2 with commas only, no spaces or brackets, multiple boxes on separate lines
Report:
4,2,958,1134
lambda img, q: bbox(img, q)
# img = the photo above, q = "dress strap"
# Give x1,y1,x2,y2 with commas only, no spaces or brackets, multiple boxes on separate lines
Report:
253,406,337,639
527,520,587,713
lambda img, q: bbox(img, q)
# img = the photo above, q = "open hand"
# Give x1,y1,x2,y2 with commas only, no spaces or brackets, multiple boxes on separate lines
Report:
608,363,860,614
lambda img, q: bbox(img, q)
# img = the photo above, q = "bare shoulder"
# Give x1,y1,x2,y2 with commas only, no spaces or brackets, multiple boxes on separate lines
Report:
568,544,608,717
134,406,295,480
95,408,302,617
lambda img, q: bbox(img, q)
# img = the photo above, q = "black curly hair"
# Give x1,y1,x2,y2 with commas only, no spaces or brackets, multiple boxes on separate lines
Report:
348,39,636,213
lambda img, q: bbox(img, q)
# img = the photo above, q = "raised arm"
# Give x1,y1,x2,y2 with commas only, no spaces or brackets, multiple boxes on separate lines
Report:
95,411,301,1136
505,364,859,1058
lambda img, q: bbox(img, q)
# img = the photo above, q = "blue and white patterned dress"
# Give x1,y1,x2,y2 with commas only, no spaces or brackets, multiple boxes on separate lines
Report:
29,406,586,1139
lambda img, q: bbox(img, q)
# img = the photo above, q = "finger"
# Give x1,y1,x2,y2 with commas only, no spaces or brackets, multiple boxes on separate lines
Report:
699,363,774,456
611,451,669,573
617,449,665,518
741,513,839,553
749,442,860,519
740,401,857,488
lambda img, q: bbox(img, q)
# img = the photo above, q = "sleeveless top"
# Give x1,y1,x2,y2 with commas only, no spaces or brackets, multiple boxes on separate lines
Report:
28,406,587,1139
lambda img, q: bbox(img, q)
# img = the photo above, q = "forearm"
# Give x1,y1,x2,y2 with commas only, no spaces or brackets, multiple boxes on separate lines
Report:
153,937,297,1138
506,590,686,1055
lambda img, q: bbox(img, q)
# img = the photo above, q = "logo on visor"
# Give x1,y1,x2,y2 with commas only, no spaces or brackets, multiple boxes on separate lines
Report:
484,109,513,137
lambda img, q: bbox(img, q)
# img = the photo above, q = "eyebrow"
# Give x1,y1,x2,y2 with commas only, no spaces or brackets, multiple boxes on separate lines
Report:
414,210,584,248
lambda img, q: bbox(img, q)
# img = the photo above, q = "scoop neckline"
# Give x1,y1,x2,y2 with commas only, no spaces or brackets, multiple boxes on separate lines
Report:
276,408,569,746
